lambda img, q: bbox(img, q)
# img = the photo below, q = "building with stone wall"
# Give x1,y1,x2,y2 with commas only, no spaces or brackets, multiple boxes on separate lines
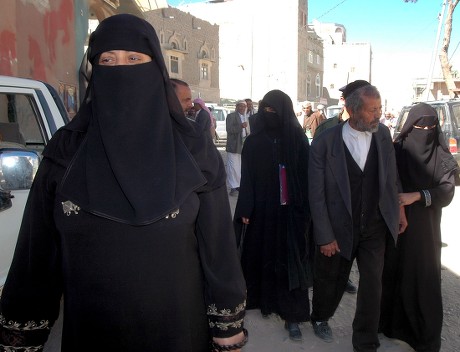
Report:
145,8,220,103
297,2,325,104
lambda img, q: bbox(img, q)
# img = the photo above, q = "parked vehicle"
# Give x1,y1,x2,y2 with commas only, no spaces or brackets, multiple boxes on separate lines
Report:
210,106,229,147
326,105,342,119
0,75,68,288
393,99,460,179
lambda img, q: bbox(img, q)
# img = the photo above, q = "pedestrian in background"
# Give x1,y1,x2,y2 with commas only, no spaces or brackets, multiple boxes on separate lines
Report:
0,14,247,352
245,98,257,117
303,103,326,142
234,89,311,341
193,97,216,140
226,100,250,196
171,78,193,116
308,84,407,351
301,101,313,133
380,102,457,352
379,111,396,138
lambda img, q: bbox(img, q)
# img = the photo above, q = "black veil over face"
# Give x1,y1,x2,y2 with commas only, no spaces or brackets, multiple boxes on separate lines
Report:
44,14,224,225
394,102,457,189
259,89,309,206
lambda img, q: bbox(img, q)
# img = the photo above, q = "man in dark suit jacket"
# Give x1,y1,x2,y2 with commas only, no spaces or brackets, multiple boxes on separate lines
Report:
226,100,249,196
308,84,407,352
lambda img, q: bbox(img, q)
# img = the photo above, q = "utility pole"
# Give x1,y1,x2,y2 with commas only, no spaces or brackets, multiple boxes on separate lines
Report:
426,0,447,101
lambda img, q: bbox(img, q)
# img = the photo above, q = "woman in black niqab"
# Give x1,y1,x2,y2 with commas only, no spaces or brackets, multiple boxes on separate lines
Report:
0,14,246,352
52,13,223,225
380,102,457,352
234,89,311,340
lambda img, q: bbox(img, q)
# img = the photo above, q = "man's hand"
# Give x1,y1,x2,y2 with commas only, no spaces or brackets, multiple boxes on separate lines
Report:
319,240,340,257
241,217,250,225
398,205,408,234
398,192,420,206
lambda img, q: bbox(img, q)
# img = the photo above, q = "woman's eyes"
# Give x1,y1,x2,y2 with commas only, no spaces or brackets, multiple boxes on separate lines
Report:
99,56,115,65
128,56,142,62
98,52,150,65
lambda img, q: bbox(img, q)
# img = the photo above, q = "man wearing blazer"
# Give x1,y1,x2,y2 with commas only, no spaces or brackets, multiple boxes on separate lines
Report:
308,84,407,352
226,100,250,196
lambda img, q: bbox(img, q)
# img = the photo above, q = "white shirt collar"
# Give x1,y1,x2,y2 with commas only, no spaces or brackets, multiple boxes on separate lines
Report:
342,121,373,171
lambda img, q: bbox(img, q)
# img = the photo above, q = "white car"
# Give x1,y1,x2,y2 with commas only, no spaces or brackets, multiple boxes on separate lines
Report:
210,106,230,144
0,75,68,288
326,105,342,119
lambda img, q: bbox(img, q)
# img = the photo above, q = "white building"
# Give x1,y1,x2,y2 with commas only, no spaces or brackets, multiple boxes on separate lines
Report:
178,0,322,104
310,20,372,102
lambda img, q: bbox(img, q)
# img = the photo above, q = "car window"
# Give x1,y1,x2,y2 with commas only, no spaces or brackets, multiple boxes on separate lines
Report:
0,93,45,150
451,103,460,130
211,108,226,122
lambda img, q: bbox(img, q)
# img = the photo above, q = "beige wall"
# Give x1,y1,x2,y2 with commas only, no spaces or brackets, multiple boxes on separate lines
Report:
145,8,220,104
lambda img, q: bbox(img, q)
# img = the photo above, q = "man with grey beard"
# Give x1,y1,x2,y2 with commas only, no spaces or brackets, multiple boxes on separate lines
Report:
308,84,407,352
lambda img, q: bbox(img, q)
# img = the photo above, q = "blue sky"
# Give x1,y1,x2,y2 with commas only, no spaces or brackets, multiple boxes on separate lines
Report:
309,1,460,61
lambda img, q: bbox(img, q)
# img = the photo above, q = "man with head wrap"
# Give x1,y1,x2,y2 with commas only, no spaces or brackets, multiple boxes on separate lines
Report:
380,103,457,352
234,89,311,341
0,14,247,352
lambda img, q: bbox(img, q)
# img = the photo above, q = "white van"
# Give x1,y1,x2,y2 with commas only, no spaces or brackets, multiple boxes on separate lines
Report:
0,75,68,288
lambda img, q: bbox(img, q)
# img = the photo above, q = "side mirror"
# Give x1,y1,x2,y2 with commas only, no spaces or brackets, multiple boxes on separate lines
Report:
0,149,40,191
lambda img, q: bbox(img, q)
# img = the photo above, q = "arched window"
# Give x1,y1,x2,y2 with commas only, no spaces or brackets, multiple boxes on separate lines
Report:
315,73,321,97
306,74,311,96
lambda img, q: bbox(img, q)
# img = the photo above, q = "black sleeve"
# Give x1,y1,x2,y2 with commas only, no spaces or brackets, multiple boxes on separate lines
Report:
195,184,246,339
0,159,63,351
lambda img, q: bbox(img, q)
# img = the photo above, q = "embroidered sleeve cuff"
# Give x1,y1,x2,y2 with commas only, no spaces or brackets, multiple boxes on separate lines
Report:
207,302,245,338
420,190,432,207
0,314,50,351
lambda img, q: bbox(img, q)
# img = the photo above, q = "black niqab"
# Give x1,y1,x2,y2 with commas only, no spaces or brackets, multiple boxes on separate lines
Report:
394,102,457,189
44,14,223,225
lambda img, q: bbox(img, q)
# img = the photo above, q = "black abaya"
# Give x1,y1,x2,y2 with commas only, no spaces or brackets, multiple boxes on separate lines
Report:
0,14,245,351
234,90,311,323
380,103,457,352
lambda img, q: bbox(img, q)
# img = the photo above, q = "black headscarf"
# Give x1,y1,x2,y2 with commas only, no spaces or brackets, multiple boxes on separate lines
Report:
394,102,458,190
258,89,309,206
44,14,224,225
